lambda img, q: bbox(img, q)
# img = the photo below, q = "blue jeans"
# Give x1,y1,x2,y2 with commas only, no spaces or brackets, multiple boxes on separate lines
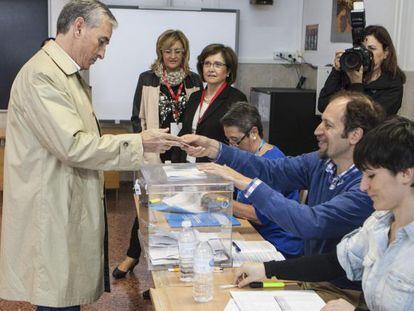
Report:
37,306,80,311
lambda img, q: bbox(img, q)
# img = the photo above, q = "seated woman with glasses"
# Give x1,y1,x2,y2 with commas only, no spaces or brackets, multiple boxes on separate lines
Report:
176,43,247,162
220,102,303,258
234,116,414,311
113,29,202,279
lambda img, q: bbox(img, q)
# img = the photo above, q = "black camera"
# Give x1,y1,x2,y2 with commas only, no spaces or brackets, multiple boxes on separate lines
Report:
340,2,373,72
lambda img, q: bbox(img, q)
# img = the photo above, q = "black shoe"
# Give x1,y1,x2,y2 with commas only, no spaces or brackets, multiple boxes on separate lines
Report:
112,266,128,279
142,289,150,300
112,261,138,279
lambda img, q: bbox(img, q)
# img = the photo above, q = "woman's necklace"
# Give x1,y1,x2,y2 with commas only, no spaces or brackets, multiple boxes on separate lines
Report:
254,139,266,156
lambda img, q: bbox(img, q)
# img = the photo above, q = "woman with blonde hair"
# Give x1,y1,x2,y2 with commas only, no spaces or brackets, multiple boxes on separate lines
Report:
131,29,202,163
113,30,202,279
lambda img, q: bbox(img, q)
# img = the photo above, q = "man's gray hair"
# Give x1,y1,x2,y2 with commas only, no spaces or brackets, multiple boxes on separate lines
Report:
57,0,117,34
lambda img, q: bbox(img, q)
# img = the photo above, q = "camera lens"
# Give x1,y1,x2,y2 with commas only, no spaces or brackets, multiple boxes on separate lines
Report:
345,54,361,70
340,50,362,71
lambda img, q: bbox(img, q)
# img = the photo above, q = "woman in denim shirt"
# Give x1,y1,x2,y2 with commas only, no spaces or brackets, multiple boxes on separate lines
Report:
234,116,414,311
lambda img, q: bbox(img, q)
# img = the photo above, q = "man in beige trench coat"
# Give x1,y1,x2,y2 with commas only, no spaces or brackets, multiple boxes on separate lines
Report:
0,1,181,309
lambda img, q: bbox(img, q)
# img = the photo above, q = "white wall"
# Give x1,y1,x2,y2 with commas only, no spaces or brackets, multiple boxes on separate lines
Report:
301,0,414,70
301,0,398,67
50,0,303,63
47,0,414,67
394,0,414,71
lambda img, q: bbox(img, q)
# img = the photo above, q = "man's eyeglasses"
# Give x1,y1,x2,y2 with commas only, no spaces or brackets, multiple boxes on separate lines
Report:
162,49,185,56
202,61,227,69
227,132,249,146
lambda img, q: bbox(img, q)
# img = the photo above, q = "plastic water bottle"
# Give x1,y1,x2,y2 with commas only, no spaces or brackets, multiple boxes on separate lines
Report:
193,241,214,302
178,220,197,282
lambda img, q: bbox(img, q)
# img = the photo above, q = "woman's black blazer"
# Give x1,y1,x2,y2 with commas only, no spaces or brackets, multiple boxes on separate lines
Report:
176,86,247,162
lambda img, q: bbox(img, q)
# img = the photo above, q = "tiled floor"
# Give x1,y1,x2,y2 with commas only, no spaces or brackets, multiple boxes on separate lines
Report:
0,182,154,311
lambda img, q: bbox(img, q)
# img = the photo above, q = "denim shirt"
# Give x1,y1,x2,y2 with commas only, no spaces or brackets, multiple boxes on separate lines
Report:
337,211,414,311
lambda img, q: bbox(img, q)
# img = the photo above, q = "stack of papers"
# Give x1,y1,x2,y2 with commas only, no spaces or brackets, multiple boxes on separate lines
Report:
148,231,230,266
227,290,326,311
149,246,179,266
232,240,285,267
148,231,180,266
149,231,179,248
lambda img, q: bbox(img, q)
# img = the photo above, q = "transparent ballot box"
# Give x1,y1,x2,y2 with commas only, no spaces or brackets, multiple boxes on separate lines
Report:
136,163,234,270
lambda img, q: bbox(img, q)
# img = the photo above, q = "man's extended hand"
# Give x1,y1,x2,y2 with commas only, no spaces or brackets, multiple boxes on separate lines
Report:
141,128,182,153
181,134,220,159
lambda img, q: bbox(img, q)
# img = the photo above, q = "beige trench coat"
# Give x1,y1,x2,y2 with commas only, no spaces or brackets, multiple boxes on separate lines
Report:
0,41,143,307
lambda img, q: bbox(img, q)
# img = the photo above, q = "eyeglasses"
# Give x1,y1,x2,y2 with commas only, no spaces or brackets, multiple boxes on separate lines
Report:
202,61,227,69
162,49,185,56
227,132,249,146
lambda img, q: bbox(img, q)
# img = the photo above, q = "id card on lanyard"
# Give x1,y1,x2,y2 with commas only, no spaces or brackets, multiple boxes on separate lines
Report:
163,70,184,135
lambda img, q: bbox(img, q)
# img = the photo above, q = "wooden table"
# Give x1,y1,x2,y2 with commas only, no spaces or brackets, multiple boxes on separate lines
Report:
134,194,297,310
150,282,299,311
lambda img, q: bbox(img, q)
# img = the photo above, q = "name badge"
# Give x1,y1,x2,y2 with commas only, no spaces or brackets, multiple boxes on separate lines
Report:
170,122,182,136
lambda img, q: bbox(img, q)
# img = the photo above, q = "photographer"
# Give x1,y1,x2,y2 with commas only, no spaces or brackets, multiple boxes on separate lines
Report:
318,25,406,115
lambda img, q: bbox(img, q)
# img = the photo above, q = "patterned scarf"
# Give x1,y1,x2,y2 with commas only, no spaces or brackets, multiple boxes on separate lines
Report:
154,64,186,86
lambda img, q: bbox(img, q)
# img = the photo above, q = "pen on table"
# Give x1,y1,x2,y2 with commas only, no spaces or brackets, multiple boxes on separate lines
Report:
168,267,224,273
220,281,284,289
232,241,241,253
249,281,285,288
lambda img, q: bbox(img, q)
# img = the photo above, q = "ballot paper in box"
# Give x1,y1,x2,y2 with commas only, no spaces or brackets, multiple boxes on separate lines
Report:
137,163,234,270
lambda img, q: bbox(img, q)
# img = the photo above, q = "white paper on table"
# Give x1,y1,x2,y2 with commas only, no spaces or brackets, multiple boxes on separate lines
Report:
224,298,240,311
232,240,285,267
149,246,178,261
149,235,178,247
230,290,326,311
149,231,229,265
150,257,179,266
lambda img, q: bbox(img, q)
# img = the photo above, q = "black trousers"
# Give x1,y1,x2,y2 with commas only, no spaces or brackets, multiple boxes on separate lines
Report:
126,217,141,259
104,198,110,292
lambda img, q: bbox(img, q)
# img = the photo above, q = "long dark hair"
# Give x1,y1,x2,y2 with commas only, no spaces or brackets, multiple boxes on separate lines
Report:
364,25,406,83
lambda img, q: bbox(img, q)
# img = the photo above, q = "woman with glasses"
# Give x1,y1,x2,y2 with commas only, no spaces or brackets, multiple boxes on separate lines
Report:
113,30,202,279
220,102,303,258
177,43,247,162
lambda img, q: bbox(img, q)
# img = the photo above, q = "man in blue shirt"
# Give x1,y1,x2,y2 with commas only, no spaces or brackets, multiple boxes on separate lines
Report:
182,91,385,307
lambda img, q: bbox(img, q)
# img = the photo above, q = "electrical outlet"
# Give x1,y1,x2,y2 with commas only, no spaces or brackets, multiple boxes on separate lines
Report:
273,51,298,63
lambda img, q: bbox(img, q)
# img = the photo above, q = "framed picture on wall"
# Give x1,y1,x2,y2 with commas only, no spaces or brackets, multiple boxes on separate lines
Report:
305,24,319,51
330,0,357,43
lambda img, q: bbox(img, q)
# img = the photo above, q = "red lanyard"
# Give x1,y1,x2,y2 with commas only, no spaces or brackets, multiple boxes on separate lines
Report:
198,82,227,124
163,70,184,121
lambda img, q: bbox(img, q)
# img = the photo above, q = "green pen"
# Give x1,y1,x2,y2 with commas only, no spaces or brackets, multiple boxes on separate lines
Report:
249,281,285,288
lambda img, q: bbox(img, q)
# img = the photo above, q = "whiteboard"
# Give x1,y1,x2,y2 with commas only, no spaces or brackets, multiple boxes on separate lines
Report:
90,7,239,121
